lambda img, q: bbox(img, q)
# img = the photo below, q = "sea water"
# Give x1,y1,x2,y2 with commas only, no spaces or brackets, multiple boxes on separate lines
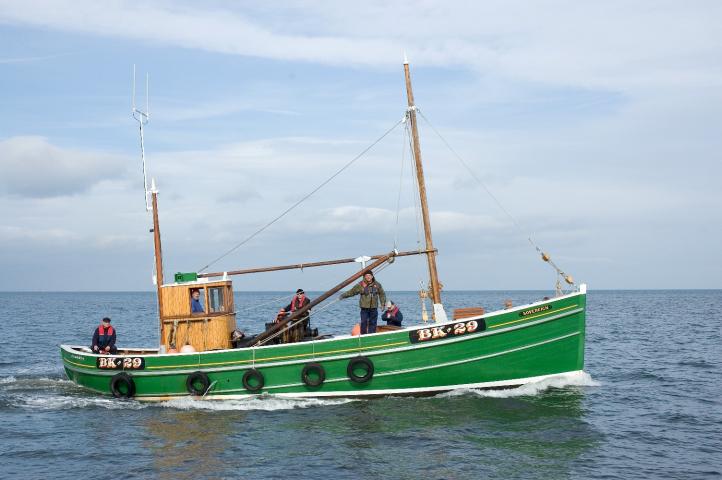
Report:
0,290,719,479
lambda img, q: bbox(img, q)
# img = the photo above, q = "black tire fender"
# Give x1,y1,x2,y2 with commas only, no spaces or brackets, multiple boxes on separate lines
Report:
242,368,265,392
347,356,374,384
110,372,136,398
186,371,211,395
301,362,326,387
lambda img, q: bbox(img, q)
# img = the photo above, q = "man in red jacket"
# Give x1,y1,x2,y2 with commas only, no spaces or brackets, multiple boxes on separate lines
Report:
92,317,117,354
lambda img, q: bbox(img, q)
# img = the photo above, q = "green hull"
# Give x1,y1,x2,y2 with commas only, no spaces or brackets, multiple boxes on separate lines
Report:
61,289,586,400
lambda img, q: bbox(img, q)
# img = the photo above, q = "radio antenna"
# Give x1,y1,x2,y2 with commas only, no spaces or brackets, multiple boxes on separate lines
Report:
132,64,152,211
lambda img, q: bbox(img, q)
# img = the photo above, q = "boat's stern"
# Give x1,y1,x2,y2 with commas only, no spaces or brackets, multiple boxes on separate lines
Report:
60,345,160,395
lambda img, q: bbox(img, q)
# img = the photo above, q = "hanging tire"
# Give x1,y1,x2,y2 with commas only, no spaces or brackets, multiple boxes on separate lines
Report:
301,363,325,387
242,368,264,392
347,356,374,384
186,371,210,395
110,372,135,398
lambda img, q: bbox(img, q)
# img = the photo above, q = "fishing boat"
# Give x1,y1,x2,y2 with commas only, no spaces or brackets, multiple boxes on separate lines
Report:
60,60,587,400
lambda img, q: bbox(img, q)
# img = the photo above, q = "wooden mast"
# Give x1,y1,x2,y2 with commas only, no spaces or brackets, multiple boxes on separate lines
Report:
404,57,442,306
150,180,164,319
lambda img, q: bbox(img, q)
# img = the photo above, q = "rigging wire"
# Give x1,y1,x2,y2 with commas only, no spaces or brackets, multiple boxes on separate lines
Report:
258,260,396,346
393,126,407,250
416,108,575,286
405,119,424,250
197,118,405,273
235,291,298,313
402,117,429,295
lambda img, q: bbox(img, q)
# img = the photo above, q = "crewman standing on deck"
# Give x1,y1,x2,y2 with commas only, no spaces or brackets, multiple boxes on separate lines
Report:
340,271,386,334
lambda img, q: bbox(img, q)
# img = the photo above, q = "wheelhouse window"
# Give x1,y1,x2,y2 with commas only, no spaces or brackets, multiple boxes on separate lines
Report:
209,287,225,313
190,288,206,314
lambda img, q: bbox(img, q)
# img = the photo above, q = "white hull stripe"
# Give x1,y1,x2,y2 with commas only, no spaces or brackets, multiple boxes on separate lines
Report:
135,370,587,401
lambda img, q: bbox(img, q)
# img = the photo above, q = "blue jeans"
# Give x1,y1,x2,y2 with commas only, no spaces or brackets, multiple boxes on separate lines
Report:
360,308,378,334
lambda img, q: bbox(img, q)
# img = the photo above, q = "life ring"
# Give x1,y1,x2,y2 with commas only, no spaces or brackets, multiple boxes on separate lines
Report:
110,372,136,398
301,363,325,387
186,371,210,395
347,356,374,384
242,368,264,392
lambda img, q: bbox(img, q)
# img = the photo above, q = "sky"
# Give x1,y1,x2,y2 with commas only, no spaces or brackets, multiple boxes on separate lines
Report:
1,0,720,292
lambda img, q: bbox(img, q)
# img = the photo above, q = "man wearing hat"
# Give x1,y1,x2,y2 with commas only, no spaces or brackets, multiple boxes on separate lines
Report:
91,317,117,354
279,289,313,337
382,300,403,327
340,270,386,334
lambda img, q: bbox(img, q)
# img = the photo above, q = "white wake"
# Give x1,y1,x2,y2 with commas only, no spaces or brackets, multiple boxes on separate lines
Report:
438,371,600,398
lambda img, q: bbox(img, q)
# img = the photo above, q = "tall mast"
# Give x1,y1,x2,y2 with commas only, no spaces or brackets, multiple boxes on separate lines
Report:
403,56,442,306
150,179,164,319
132,66,164,333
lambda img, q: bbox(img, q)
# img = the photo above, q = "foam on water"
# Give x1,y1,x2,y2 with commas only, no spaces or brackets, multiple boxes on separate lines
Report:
438,371,600,399
0,375,75,390
160,395,357,411
12,394,148,411
0,374,149,411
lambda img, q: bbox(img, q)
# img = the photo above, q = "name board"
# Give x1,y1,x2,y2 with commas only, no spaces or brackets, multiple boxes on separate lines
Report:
409,319,486,343
96,357,145,370
519,304,552,317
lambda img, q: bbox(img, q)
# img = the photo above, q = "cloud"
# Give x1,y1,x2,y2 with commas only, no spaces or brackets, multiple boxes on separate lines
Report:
1,1,720,92
0,136,129,198
284,205,506,235
0,225,81,244
0,53,72,64
432,211,508,233
157,99,300,123
217,189,262,204
0,225,146,251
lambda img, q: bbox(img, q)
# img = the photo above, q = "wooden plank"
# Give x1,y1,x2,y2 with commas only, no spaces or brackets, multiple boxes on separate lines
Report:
376,325,402,332
453,307,485,320
163,314,236,351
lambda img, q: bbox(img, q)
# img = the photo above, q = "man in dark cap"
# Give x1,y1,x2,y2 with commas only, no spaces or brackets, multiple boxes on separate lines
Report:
340,270,386,334
278,289,313,338
92,317,117,354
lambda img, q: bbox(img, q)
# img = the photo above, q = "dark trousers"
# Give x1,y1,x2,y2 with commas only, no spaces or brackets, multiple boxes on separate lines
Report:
360,308,378,334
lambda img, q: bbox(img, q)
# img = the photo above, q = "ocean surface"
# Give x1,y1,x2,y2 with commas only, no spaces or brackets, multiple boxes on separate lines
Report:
0,290,720,479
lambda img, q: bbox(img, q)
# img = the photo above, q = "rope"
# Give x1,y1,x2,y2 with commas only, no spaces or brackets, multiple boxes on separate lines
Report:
416,108,575,286
393,127,407,250
235,292,296,313
203,318,209,350
170,320,178,348
197,118,405,272
256,316,306,346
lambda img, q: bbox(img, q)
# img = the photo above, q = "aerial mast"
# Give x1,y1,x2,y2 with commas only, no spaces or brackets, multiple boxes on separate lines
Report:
403,55,445,321
132,66,164,322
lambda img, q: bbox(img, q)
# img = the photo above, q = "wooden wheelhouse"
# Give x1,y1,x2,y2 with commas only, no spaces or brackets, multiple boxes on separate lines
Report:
159,279,237,352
